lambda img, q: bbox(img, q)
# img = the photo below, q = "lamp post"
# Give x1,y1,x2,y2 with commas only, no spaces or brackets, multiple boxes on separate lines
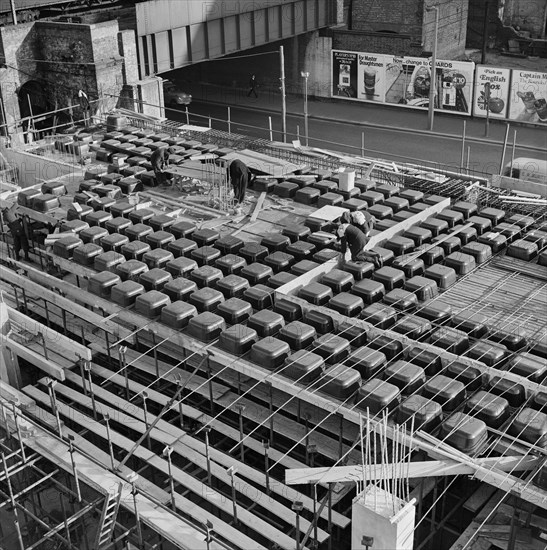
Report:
426,5,439,131
301,71,310,146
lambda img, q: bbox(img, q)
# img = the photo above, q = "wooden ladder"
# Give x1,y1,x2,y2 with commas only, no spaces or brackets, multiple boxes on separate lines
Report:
94,482,123,549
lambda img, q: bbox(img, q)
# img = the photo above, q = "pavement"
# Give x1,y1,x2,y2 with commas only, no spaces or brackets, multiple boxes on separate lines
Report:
182,81,546,153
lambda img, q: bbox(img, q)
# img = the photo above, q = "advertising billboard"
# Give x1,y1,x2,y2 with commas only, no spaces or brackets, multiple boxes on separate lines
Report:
473,66,511,119
331,50,475,116
508,69,547,125
332,50,359,99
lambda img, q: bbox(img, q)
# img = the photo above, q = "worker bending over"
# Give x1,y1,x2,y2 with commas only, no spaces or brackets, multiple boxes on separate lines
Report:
150,146,175,186
335,210,382,268
229,159,255,204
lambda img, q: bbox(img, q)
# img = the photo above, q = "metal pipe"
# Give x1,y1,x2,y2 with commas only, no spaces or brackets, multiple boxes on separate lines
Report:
67,435,82,503
204,427,212,487
280,46,287,142
104,413,116,471
499,122,511,174
426,6,439,131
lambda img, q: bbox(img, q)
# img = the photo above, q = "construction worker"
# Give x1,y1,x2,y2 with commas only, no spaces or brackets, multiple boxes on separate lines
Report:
341,210,376,237
334,216,383,269
150,146,173,186
229,159,255,204
2,203,30,261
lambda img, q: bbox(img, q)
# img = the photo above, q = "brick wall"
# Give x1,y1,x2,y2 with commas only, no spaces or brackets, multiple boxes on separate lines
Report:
0,18,139,137
0,22,38,134
333,30,421,56
344,0,469,59
502,0,547,37
35,21,96,117
425,0,469,59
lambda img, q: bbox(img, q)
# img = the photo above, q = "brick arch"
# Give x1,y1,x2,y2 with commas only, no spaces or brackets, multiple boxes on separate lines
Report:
17,79,50,119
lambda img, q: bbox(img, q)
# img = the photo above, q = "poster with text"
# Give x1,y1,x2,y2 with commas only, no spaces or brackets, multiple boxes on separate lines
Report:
382,56,475,115
508,69,547,125
473,66,511,119
357,53,387,102
332,50,359,99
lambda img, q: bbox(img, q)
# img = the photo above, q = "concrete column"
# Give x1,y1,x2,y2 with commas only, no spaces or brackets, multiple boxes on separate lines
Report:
351,485,416,550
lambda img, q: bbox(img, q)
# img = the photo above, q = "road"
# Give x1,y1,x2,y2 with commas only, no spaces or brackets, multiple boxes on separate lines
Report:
166,84,546,178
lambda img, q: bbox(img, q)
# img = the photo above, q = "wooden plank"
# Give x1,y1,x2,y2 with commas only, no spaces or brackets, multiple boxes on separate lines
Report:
0,201,62,226
222,150,306,178
0,267,132,340
23,385,307,550
250,191,267,222
16,406,225,550
274,257,340,297
52,374,331,542
306,205,348,222
285,456,541,486
93,338,360,467
7,305,91,361
364,197,450,249
86,355,351,510
275,199,451,296
47,251,96,279
16,243,546,506
1,303,66,380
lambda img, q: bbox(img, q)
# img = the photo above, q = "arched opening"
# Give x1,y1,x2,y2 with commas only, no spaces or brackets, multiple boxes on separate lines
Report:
18,80,54,140
18,80,50,119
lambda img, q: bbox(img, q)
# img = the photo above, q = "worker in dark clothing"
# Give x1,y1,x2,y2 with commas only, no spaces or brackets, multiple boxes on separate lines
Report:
2,204,30,261
229,159,255,204
150,146,171,186
340,210,376,237
247,74,258,98
335,220,383,268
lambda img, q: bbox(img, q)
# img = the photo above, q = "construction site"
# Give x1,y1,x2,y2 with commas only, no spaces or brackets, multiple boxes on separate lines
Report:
0,93,546,550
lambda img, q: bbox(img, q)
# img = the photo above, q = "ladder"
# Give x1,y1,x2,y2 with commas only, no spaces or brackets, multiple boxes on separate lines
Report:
94,482,123,549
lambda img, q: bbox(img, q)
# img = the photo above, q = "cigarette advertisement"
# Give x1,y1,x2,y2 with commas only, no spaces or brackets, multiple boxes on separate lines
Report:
508,69,547,125
473,66,511,119
332,50,359,99
332,50,475,116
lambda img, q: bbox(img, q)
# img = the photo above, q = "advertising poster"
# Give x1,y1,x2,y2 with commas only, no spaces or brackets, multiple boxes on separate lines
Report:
473,66,511,119
382,56,474,115
331,50,475,116
357,53,387,102
332,50,359,99
508,69,547,125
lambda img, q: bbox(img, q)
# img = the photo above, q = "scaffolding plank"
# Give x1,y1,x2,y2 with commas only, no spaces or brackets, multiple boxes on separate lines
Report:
22,385,309,550
112,335,362,467
66,368,349,529
43,376,332,542
0,267,133,340
15,403,223,550
86,356,296,465
7,305,91,362
285,456,542,485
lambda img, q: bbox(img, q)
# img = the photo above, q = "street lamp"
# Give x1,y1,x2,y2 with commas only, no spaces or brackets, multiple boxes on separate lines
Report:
426,5,439,131
301,71,310,146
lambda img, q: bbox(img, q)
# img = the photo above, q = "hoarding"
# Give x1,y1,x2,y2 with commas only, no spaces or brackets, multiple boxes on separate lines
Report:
331,50,475,116
508,69,547,125
332,50,359,99
473,66,511,119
